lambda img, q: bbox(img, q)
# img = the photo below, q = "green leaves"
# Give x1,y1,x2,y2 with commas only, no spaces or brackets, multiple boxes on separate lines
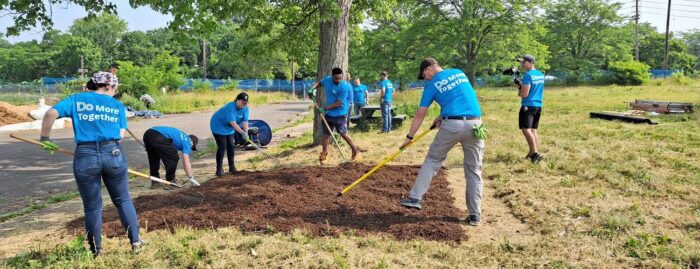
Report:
473,123,488,140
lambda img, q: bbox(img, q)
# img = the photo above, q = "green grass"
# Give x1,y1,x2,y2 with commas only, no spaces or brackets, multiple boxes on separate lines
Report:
5,80,700,268
120,90,297,114
0,192,80,223
0,93,59,106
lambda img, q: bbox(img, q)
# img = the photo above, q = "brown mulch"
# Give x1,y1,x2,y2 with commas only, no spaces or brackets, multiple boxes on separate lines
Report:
67,164,466,242
0,101,32,126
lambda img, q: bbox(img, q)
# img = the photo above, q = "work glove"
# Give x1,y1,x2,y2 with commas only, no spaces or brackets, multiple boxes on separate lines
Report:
473,123,489,140
241,131,251,142
316,106,326,114
188,176,201,186
513,78,522,86
39,136,59,155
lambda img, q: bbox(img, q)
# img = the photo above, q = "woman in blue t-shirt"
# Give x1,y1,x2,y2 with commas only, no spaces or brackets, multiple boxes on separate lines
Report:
209,92,250,176
39,72,143,256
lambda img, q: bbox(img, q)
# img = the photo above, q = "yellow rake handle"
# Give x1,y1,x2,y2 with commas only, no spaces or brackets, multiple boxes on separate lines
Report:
9,134,181,188
337,124,437,197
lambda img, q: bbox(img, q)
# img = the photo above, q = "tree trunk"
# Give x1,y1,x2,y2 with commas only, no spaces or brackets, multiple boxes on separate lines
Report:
312,0,352,146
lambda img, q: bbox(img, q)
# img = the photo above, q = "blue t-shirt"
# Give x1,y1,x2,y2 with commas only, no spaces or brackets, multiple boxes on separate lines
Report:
151,126,192,155
353,84,367,104
52,92,127,143
320,75,350,117
380,79,394,103
345,82,354,112
521,69,545,107
210,102,250,135
419,69,482,117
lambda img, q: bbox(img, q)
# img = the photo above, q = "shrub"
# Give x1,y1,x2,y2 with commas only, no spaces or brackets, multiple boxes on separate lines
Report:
608,60,651,85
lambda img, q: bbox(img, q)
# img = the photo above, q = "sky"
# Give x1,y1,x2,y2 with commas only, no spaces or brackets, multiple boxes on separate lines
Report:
1,0,698,44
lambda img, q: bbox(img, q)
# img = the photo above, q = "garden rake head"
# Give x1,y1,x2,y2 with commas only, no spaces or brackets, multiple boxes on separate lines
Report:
243,135,282,167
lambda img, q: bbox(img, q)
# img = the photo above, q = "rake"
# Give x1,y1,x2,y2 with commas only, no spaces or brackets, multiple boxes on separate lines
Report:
306,90,348,160
336,122,438,197
237,129,282,167
10,134,182,188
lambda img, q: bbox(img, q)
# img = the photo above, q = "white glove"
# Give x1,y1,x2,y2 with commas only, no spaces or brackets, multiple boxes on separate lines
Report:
189,176,201,186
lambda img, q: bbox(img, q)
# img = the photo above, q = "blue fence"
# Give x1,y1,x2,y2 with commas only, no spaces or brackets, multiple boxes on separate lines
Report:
34,69,680,94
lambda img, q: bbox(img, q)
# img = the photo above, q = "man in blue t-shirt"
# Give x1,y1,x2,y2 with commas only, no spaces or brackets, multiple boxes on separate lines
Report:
379,71,395,133
209,92,250,176
352,78,369,116
345,77,354,129
513,54,545,163
310,67,361,164
143,126,199,188
398,58,485,227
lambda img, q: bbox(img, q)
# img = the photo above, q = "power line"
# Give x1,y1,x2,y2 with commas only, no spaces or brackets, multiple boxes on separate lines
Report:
642,10,700,19
642,0,700,9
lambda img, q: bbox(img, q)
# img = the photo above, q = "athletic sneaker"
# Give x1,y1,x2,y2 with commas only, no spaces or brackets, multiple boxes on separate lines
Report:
131,240,147,254
530,152,543,164
468,214,481,226
399,198,422,210
216,169,225,177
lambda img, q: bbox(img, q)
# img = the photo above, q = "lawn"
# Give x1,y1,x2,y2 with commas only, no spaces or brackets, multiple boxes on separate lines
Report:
4,80,700,268
0,90,296,114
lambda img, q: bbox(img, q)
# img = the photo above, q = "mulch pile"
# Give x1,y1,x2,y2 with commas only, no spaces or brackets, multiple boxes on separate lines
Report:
67,164,466,242
0,101,32,126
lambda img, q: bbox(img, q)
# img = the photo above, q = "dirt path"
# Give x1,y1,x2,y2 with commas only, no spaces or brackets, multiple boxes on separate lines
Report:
444,166,536,244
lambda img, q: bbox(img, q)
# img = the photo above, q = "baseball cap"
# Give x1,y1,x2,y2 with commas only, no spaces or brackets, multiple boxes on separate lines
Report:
236,92,249,103
517,54,536,63
417,57,439,80
189,135,199,151
91,71,119,88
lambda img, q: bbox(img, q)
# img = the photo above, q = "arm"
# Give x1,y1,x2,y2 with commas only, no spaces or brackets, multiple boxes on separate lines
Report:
365,90,369,105
407,107,429,137
229,121,246,135
182,153,193,177
326,99,343,110
519,84,531,98
40,108,59,138
242,121,249,133
120,129,126,139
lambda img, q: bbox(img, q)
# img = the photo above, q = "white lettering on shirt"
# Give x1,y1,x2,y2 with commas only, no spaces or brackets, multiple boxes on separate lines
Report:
433,72,470,93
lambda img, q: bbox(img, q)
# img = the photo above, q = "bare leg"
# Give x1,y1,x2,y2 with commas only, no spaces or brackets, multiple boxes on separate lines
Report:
339,133,358,153
521,129,537,155
532,129,539,153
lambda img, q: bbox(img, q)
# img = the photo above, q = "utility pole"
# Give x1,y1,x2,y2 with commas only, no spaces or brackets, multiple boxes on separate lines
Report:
78,55,87,78
635,0,640,60
663,0,671,77
202,39,208,79
291,58,296,98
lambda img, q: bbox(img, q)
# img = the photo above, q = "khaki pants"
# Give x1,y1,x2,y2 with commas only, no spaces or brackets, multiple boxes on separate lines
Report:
409,119,485,215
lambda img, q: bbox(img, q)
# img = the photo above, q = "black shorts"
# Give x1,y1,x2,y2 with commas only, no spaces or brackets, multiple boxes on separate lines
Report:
519,106,542,129
322,115,348,135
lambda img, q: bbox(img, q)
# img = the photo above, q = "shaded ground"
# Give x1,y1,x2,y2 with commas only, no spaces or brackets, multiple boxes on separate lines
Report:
67,164,466,242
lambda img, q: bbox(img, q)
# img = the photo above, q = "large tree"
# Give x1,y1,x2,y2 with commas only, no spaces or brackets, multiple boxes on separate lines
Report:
69,13,127,67
544,0,630,73
1,0,116,36
681,29,700,71
415,0,547,84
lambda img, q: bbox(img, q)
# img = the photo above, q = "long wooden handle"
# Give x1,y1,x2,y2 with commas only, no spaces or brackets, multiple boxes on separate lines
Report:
9,134,181,188
337,123,436,197
126,128,145,147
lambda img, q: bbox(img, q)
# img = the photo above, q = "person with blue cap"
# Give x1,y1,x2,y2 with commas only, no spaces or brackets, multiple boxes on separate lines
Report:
39,71,144,256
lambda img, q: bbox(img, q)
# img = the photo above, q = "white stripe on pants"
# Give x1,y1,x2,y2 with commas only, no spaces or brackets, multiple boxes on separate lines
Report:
409,119,485,215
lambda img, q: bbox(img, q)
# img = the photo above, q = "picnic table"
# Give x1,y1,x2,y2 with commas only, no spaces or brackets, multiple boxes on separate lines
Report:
349,105,408,130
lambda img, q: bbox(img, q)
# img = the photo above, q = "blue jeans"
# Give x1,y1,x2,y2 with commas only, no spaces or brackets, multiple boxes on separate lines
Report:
354,103,365,116
73,142,140,254
381,101,392,132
